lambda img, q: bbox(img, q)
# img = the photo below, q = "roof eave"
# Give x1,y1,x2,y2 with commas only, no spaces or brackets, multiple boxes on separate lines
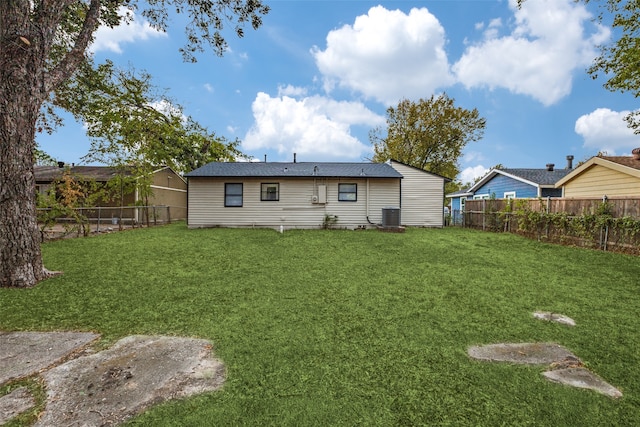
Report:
556,156,640,188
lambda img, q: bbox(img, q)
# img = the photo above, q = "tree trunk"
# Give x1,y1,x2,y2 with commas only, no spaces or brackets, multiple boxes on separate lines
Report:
0,119,46,288
1,1,100,287
0,2,47,287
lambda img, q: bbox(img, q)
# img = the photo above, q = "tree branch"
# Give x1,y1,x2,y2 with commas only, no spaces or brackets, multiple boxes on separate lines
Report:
44,0,103,92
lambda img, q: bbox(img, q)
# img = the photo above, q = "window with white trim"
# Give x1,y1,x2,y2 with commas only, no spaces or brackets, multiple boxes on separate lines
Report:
224,183,243,207
504,191,516,199
473,194,490,200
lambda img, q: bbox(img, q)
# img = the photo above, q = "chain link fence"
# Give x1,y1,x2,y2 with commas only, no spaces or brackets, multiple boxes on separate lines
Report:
37,205,186,240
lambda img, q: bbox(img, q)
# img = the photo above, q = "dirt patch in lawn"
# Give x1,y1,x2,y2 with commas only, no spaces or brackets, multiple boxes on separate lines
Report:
0,331,225,426
39,222,138,241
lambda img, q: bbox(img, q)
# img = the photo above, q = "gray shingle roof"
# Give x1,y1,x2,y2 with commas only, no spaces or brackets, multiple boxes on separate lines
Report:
500,168,572,186
185,162,404,178
34,166,134,182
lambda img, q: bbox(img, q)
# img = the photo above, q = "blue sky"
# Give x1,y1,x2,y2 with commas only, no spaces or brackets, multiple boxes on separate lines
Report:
37,0,640,183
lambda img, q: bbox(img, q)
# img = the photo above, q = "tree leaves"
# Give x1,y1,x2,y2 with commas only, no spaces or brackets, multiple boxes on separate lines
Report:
141,0,270,61
53,60,243,174
370,94,486,180
585,0,640,133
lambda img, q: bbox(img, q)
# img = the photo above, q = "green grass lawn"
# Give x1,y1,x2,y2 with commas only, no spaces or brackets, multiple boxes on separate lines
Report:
2,224,639,426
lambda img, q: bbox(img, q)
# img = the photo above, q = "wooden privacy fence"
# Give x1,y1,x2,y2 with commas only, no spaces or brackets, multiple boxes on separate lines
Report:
457,198,640,255
466,197,640,218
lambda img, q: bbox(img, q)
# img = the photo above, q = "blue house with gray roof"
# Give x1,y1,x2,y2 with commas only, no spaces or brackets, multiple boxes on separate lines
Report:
446,158,574,219
185,159,450,230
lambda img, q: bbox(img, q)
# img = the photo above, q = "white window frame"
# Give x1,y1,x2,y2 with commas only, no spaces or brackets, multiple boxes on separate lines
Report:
504,191,516,199
473,194,490,200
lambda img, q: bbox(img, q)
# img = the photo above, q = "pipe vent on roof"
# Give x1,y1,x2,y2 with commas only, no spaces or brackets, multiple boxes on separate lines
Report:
546,163,555,171
566,155,574,169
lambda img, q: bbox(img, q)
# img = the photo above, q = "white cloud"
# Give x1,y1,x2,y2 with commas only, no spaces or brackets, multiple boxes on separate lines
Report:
204,83,214,93
242,92,384,161
312,6,453,105
460,165,489,184
463,151,486,163
575,108,639,155
483,18,502,40
277,85,308,97
90,7,166,54
453,0,610,106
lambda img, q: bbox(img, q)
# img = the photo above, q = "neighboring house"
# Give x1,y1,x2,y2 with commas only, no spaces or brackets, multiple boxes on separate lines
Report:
185,159,450,230
445,188,473,217
555,154,640,198
34,164,187,221
447,157,575,213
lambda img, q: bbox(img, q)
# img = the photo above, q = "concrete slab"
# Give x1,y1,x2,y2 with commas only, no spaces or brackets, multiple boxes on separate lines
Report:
468,342,623,399
0,331,99,386
544,368,623,398
468,342,577,365
0,387,35,424
35,335,225,427
533,311,576,326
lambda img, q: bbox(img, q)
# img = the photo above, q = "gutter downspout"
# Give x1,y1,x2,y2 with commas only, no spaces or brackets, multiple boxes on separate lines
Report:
365,178,375,225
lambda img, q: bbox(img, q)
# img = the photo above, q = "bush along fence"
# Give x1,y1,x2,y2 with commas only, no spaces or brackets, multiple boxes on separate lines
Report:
37,205,187,240
459,198,640,255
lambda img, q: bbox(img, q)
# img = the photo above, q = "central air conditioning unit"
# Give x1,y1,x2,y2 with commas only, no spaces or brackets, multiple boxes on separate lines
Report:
311,195,319,203
382,207,401,227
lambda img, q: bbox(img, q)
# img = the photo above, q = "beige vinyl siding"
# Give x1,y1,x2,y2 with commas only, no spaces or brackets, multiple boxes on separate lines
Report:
143,168,187,220
150,167,187,190
187,177,400,229
390,161,446,227
563,165,640,198
148,186,187,220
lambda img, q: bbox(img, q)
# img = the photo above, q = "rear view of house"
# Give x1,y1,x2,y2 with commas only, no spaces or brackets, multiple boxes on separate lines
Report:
186,160,449,230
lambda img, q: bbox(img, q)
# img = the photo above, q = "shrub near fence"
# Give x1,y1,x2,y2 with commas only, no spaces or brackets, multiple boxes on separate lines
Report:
37,205,186,240
462,198,640,255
